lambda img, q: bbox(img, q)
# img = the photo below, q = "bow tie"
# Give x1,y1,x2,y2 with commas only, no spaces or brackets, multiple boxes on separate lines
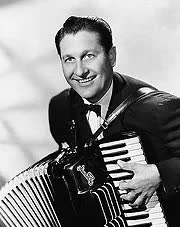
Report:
82,104,101,117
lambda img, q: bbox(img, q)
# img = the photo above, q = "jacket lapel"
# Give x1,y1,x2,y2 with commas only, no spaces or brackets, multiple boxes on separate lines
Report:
104,73,127,137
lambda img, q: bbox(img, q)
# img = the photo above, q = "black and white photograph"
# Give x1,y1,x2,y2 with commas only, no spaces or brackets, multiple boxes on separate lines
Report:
0,0,180,226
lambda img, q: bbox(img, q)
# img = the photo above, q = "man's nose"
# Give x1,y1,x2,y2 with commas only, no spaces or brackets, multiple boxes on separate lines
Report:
74,61,87,77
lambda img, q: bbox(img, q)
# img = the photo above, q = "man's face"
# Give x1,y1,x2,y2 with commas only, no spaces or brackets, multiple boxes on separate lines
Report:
59,30,116,103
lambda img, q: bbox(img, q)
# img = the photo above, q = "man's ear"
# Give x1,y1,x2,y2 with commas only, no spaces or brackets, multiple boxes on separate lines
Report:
108,46,116,67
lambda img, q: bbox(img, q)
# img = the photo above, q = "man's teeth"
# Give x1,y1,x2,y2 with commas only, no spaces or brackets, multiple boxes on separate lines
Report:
78,77,94,83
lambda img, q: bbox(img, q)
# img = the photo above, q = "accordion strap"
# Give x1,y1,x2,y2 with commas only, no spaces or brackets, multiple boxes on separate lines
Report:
85,86,156,146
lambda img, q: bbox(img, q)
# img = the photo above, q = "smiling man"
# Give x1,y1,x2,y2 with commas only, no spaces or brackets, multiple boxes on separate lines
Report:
49,16,180,227
59,30,115,103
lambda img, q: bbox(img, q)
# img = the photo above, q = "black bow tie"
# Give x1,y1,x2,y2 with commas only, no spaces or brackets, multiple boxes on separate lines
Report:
82,104,101,117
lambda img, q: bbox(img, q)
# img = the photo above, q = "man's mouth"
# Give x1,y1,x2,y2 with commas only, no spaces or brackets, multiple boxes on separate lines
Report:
77,75,96,84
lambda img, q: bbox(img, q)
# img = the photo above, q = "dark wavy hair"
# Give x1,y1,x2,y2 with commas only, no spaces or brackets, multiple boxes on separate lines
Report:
55,16,113,57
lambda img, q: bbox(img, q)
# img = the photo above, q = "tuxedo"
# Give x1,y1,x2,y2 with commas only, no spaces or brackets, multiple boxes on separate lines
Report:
49,73,180,226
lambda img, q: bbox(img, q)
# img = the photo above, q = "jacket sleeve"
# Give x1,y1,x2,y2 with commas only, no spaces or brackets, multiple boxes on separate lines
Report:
154,93,180,196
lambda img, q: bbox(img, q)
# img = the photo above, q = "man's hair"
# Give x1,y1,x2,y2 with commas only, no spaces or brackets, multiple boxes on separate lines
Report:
55,16,113,57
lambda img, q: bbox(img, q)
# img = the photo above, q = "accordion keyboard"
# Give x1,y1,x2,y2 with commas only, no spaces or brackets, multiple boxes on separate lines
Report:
99,133,168,227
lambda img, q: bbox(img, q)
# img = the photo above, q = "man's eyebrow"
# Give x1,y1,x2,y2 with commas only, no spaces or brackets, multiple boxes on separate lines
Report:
83,49,99,54
62,49,99,60
61,54,72,60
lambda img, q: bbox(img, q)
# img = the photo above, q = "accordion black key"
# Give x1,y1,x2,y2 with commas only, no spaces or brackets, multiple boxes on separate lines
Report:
0,132,168,227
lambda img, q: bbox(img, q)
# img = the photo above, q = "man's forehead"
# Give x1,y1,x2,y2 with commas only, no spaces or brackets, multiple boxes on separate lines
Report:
60,31,102,56
60,30,100,46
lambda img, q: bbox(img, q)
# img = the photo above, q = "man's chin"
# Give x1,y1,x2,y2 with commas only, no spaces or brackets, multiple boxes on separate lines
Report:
82,95,94,101
83,95,100,103
76,89,100,102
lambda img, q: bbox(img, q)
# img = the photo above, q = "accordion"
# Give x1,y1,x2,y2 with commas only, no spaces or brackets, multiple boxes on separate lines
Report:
0,132,168,227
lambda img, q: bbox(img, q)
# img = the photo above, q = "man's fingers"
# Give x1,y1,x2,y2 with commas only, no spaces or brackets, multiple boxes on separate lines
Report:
120,191,147,208
129,193,146,207
117,160,132,171
119,179,130,190
120,190,139,203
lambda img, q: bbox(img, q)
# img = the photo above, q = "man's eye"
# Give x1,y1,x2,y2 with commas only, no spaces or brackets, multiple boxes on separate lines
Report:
65,57,74,63
84,54,95,60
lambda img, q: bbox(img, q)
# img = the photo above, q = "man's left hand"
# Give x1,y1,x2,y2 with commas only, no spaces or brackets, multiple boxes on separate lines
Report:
117,160,162,207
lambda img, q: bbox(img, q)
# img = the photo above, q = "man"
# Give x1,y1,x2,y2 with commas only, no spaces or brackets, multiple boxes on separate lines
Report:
49,16,180,226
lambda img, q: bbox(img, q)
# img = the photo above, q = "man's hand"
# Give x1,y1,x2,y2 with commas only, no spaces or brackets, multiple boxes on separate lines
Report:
117,160,162,207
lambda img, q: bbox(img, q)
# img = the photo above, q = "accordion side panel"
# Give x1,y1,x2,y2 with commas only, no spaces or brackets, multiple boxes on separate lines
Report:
55,146,128,227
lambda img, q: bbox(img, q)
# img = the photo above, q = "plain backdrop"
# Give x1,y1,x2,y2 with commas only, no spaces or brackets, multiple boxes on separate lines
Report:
0,0,180,189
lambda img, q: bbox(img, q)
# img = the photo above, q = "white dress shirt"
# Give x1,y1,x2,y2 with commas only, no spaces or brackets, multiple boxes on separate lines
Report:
83,80,113,139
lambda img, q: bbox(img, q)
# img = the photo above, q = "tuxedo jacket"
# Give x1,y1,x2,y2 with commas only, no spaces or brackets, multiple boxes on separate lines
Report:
49,73,180,226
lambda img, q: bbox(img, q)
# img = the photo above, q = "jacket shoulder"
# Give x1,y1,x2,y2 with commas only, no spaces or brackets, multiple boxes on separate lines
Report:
48,88,72,146
116,72,157,90
50,88,71,105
